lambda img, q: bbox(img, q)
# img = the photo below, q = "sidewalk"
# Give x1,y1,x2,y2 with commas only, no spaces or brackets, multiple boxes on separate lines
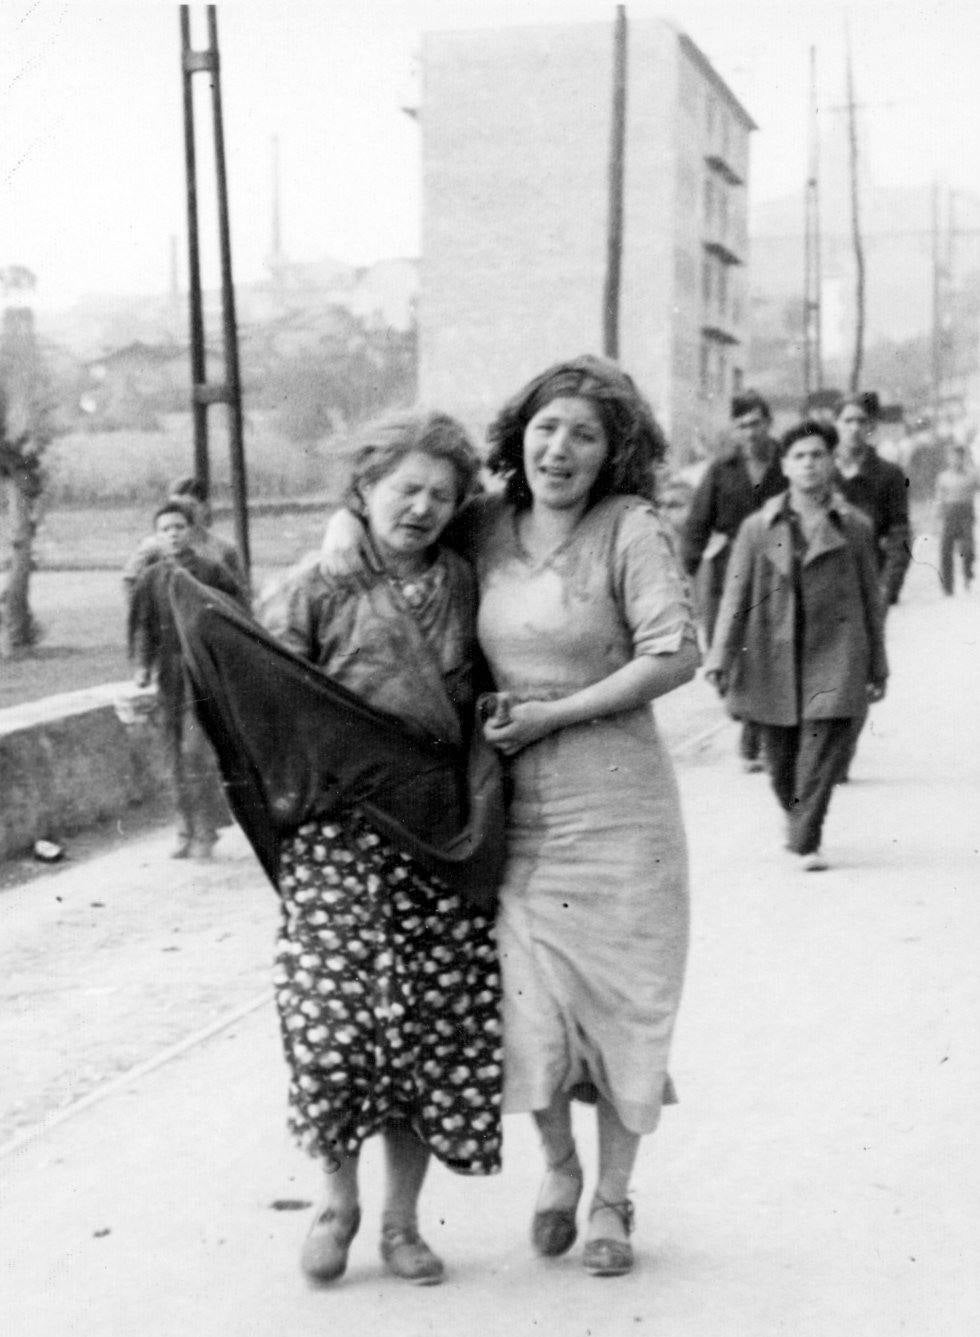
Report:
1,544,978,1336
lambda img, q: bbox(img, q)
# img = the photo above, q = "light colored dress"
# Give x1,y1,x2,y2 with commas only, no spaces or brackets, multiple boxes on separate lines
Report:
474,494,696,1134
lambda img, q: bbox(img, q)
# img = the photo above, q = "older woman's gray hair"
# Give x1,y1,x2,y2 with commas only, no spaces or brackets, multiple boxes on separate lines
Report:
345,410,481,511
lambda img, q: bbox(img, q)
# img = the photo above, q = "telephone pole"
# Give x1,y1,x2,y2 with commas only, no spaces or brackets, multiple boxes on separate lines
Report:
179,5,250,576
845,31,866,393
603,5,627,360
803,45,823,400
931,180,944,431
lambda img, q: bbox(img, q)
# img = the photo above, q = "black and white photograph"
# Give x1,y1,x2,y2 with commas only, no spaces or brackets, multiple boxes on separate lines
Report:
1,2,977,1333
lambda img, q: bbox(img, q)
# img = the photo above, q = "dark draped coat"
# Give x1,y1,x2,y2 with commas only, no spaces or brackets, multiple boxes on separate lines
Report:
167,567,504,908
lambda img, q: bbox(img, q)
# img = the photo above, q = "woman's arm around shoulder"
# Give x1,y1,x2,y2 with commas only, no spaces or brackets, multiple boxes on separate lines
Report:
318,491,505,577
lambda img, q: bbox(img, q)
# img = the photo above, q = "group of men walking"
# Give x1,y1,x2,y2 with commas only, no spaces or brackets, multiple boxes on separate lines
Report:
682,391,913,871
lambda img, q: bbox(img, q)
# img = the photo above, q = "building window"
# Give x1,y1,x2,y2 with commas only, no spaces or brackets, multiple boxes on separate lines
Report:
732,366,744,393
699,336,730,400
703,175,715,228
701,256,713,306
717,263,728,318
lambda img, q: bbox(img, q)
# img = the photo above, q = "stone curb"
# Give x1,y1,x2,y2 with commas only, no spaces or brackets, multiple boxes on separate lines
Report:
0,681,170,862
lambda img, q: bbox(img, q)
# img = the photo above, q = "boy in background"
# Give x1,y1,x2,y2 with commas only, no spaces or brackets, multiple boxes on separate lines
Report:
129,501,246,858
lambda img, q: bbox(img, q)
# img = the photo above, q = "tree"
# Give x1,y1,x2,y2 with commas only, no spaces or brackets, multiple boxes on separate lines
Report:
1,291,51,657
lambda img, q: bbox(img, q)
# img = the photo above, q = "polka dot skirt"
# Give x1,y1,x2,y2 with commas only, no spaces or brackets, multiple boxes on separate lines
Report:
274,811,503,1175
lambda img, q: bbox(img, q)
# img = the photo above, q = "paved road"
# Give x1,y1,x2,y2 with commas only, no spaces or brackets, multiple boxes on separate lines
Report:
1,537,978,1336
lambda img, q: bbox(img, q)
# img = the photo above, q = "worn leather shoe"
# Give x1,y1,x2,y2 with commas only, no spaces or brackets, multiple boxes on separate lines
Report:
379,1223,444,1285
582,1197,634,1277
300,1203,361,1284
531,1147,584,1257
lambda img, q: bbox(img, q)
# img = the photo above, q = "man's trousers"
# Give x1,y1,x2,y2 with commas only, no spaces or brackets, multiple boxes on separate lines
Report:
939,503,975,595
760,718,854,856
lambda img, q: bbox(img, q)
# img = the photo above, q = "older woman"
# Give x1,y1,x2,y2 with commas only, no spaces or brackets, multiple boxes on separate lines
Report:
236,411,503,1288
322,357,699,1278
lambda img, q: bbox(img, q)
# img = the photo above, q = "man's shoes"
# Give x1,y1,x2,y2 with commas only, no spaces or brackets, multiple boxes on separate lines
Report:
170,836,191,859
582,1197,634,1277
741,757,766,774
187,837,215,860
799,851,829,872
531,1147,584,1257
379,1222,444,1285
300,1203,361,1284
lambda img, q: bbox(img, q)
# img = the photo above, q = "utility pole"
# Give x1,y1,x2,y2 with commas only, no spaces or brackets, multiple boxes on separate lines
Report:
931,180,944,431
603,5,627,360
179,5,250,577
803,45,823,401
845,31,866,393
179,6,209,495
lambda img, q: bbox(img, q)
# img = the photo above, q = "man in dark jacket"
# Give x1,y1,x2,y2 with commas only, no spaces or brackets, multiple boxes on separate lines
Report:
833,393,911,605
123,474,249,609
682,391,786,770
832,392,911,780
705,420,887,872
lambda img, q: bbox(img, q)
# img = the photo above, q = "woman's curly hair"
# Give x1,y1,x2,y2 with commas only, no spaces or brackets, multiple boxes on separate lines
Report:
485,354,669,508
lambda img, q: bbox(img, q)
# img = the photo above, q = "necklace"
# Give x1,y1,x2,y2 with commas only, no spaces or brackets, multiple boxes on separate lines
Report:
386,561,443,609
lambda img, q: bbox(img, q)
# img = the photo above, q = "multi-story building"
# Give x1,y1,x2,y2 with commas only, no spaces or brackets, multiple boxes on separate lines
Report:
418,17,755,459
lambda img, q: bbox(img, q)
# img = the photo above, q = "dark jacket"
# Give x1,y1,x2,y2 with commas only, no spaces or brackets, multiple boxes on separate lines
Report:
129,549,246,728
124,529,249,606
259,550,475,750
168,567,505,907
705,492,888,726
681,445,786,636
833,448,911,604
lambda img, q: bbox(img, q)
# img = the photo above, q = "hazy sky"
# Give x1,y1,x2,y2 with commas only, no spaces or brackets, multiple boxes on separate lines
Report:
2,0,979,306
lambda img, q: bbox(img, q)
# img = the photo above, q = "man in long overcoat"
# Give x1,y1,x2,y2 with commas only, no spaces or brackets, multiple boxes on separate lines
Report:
705,420,888,871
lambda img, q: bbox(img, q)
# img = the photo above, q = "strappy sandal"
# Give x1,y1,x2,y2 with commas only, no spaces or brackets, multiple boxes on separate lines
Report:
300,1202,361,1284
582,1196,634,1277
531,1146,584,1257
380,1221,445,1286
